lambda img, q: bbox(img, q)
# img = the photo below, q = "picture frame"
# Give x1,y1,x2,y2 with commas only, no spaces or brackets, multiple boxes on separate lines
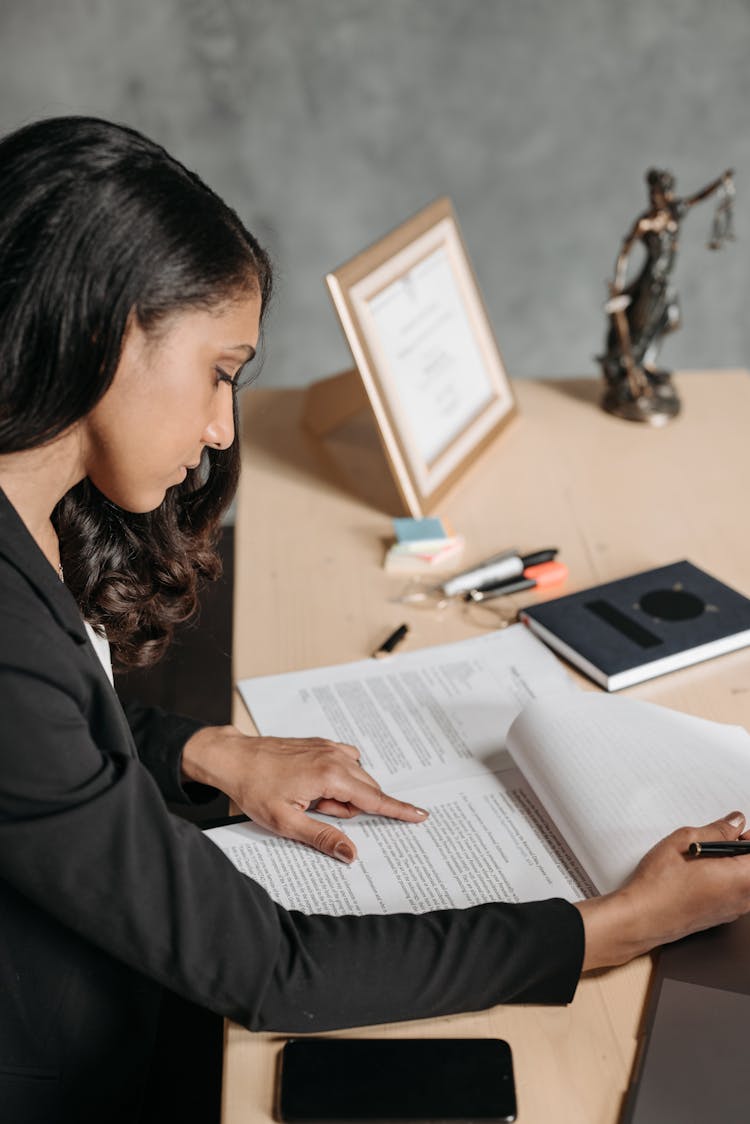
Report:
322,196,516,516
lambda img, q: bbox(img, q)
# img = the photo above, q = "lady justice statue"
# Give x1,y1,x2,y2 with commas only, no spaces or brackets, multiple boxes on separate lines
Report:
599,166,735,423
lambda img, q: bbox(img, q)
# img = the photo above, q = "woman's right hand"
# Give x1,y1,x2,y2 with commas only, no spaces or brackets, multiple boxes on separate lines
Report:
577,811,750,971
181,724,428,863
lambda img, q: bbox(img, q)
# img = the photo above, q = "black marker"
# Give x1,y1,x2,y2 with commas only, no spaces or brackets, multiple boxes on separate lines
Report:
466,560,569,603
688,840,750,857
441,547,558,599
467,577,536,602
372,623,409,659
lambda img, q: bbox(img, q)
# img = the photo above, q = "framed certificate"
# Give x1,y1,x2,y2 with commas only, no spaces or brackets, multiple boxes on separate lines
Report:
324,197,516,516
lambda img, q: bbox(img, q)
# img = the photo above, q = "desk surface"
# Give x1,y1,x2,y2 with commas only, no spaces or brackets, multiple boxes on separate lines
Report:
225,370,750,1124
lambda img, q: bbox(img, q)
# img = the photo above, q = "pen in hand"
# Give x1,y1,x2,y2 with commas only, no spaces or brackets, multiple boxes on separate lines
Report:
689,840,750,857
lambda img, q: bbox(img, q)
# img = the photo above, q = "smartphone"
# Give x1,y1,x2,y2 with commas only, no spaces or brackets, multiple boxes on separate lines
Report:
276,1037,516,1122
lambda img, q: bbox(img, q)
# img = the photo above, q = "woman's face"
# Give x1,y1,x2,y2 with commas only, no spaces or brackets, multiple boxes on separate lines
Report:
83,292,261,512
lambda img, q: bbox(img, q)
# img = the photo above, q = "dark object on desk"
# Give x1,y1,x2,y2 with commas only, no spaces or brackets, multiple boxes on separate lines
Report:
441,547,557,599
598,166,735,425
276,1037,516,1122
520,560,750,690
372,622,409,659
466,559,568,603
622,912,750,1123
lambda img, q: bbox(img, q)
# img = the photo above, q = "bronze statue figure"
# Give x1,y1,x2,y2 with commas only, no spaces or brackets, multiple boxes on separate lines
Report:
599,167,735,424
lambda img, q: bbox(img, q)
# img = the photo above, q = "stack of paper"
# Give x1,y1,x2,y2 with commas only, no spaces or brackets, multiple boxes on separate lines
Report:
384,516,464,573
208,626,750,916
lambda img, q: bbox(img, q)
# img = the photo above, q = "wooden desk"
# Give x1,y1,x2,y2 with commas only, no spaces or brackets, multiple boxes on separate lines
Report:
225,370,750,1124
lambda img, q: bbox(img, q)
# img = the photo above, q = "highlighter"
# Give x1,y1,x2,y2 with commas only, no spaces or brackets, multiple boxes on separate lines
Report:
441,548,558,599
466,560,568,603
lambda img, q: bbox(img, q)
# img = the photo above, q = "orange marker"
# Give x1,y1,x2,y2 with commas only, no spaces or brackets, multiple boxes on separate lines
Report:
465,560,569,603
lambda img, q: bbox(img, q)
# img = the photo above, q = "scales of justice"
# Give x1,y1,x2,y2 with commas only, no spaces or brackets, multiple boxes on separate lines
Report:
599,166,735,425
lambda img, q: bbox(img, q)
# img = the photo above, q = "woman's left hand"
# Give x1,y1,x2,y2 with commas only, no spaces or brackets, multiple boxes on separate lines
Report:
181,725,428,863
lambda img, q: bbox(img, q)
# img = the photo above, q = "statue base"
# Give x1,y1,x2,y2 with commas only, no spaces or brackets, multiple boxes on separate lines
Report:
600,371,681,426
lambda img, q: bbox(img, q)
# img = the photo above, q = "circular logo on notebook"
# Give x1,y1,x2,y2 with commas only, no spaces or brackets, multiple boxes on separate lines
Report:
639,587,706,621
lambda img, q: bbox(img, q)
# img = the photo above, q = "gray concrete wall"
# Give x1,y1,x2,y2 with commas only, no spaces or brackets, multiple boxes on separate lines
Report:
1,0,747,387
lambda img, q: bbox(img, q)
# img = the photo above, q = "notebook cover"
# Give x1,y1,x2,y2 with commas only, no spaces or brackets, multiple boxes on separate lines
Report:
519,561,750,690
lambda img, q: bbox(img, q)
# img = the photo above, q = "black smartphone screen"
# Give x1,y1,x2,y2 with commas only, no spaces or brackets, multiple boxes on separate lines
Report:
276,1037,516,1122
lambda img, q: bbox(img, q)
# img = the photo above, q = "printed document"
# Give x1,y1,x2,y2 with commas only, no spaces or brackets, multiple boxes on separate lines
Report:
205,626,750,913
206,627,588,911
365,246,495,465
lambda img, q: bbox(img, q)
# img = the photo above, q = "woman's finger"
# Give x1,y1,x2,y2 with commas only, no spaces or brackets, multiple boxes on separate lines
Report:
326,777,429,824
314,798,361,819
273,807,359,864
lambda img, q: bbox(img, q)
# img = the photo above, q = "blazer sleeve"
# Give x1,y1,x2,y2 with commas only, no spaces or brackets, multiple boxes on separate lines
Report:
120,698,217,806
0,614,584,1033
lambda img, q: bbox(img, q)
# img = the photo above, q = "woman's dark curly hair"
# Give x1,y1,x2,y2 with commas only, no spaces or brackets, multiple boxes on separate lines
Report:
0,116,272,667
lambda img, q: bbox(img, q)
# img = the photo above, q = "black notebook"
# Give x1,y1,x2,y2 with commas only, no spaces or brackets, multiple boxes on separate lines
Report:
520,560,750,691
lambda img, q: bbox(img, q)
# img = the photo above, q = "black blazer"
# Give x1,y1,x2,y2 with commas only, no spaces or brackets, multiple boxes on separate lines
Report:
0,489,584,1123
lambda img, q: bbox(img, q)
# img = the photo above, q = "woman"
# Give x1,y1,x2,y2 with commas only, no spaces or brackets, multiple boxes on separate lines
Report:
2,117,750,1124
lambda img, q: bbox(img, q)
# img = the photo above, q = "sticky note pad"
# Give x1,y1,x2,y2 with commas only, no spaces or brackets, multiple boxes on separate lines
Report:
392,517,447,543
384,536,465,573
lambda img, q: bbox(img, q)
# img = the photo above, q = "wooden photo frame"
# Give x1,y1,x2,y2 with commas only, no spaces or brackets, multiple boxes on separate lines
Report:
322,197,516,516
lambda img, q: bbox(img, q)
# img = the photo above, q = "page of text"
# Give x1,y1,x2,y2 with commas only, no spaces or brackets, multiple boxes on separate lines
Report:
237,626,572,797
205,763,593,915
507,690,750,893
364,247,495,465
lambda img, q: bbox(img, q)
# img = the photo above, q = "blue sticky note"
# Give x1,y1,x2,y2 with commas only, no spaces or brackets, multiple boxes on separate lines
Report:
393,517,446,543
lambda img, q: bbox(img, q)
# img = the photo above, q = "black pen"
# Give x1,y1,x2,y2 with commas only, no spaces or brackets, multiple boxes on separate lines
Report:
688,840,750,857
372,623,409,659
467,577,536,602
466,560,569,603
441,547,558,599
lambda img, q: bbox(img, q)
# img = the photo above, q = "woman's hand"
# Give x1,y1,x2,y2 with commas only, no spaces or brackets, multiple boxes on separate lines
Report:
577,811,750,971
181,725,428,863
